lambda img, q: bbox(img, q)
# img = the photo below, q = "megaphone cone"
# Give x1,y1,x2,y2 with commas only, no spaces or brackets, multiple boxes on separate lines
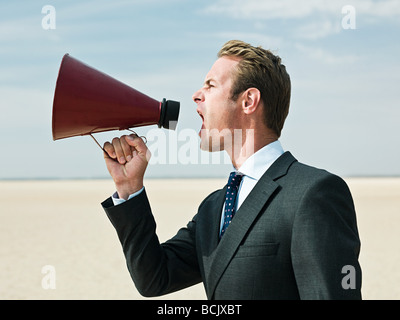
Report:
52,54,180,141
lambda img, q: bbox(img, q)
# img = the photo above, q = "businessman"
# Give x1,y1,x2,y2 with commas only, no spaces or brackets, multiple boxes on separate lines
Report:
101,40,362,299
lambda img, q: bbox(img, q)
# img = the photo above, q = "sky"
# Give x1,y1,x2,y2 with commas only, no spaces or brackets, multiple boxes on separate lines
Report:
0,0,399,179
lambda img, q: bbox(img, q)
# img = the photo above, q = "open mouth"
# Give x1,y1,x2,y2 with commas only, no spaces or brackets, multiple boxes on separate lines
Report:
197,110,205,135
197,110,204,124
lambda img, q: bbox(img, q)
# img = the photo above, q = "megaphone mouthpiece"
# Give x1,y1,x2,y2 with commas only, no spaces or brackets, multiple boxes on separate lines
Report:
158,98,180,130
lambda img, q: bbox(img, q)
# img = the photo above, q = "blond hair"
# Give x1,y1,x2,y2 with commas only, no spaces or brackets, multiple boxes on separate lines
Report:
218,40,291,137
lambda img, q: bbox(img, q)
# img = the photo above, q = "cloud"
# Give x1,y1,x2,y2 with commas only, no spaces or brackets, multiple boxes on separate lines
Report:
294,43,359,65
355,0,400,18
203,0,400,20
294,20,342,40
203,0,333,20
211,31,283,49
202,0,400,41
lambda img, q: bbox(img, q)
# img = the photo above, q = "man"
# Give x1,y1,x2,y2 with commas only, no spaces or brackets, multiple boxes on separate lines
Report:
101,40,362,299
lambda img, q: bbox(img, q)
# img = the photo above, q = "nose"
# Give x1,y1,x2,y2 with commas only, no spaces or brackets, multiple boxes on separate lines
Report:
192,88,204,104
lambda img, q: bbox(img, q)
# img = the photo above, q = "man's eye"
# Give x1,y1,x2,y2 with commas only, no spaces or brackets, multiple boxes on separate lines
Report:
204,81,215,90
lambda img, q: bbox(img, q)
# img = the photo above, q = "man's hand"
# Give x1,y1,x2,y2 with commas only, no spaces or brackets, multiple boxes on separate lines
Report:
103,134,151,200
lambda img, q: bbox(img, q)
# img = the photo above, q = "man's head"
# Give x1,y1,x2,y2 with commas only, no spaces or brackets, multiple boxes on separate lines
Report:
217,40,291,138
193,40,291,155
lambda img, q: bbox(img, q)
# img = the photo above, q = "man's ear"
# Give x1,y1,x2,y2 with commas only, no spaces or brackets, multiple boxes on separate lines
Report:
241,88,261,115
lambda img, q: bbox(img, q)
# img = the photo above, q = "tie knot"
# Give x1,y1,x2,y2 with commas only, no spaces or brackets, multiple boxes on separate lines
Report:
228,172,243,188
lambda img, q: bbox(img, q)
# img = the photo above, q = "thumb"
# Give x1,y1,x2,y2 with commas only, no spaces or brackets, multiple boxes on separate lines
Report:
125,134,151,161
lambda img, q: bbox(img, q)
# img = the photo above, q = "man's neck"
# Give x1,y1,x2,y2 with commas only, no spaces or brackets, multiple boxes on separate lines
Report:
227,131,278,169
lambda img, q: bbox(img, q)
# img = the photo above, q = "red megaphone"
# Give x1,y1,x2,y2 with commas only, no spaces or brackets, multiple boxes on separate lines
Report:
52,54,180,141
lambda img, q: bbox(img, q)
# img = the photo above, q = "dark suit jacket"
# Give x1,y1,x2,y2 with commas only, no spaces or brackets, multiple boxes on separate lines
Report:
102,152,362,299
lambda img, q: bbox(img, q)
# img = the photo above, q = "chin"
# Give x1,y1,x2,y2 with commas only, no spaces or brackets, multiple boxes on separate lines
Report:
200,136,223,152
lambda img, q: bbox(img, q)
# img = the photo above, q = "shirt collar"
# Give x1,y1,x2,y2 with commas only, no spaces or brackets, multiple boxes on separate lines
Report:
236,140,284,180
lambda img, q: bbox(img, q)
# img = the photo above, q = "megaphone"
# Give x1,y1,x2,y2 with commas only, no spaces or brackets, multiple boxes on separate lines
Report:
52,54,180,142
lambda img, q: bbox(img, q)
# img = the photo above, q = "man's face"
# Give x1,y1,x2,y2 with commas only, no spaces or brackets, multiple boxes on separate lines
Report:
192,56,242,152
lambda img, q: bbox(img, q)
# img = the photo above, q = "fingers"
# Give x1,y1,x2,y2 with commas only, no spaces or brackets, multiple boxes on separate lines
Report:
125,134,151,161
125,134,144,153
117,135,133,164
103,134,149,164
103,141,116,160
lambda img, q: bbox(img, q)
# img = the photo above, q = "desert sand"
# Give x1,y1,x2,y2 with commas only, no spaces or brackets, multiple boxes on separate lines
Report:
0,177,399,300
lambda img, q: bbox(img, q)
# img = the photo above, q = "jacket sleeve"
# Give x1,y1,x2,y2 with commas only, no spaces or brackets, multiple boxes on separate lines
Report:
291,174,362,300
102,188,202,297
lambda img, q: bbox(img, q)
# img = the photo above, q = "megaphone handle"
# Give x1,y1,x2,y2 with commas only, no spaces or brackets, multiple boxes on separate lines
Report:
90,133,107,153
89,131,147,153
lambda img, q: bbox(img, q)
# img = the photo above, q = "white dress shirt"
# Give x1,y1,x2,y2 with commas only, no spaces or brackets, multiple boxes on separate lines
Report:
112,187,144,206
219,140,284,233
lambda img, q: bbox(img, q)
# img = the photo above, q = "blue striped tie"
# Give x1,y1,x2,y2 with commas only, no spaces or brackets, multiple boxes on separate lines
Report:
220,172,243,238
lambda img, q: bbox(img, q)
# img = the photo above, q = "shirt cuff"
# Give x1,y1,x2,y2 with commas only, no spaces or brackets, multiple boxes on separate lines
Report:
111,187,145,206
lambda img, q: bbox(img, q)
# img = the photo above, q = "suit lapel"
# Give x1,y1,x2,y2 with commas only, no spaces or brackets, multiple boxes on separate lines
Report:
202,151,297,299
205,178,279,298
